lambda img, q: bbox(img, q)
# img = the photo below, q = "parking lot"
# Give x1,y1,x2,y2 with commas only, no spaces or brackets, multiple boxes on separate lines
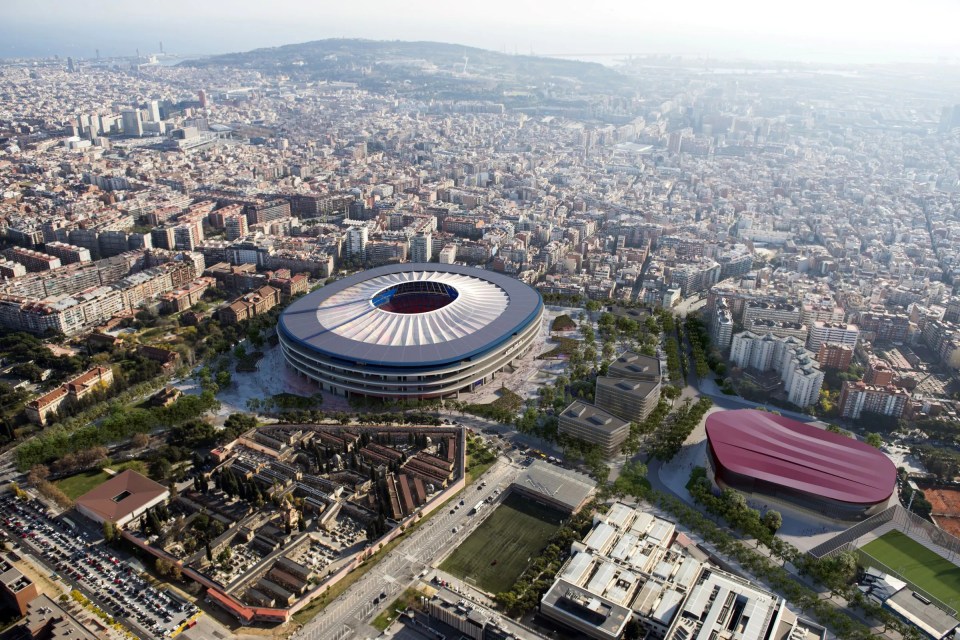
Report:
0,494,198,639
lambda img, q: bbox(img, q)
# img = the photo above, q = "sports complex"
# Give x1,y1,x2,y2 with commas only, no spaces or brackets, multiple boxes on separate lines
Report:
705,409,897,520
278,264,543,399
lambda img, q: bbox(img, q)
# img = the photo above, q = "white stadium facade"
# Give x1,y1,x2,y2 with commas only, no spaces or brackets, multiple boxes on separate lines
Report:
278,264,544,399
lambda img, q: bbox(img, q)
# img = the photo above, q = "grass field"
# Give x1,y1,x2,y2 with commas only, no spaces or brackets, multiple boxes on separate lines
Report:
56,470,110,500
861,530,960,609
440,493,563,593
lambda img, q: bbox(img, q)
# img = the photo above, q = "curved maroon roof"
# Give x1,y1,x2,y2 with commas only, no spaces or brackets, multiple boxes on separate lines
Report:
706,409,896,505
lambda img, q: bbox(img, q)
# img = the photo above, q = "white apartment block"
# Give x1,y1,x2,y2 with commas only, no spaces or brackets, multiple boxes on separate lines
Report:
806,321,859,352
729,331,824,407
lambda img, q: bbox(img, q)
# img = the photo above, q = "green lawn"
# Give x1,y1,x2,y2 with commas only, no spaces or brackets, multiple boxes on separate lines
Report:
109,460,149,476
440,492,563,593
56,470,110,500
860,530,960,609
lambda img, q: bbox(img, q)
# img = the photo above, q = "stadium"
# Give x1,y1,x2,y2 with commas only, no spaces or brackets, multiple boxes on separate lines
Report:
278,263,543,399
705,409,897,520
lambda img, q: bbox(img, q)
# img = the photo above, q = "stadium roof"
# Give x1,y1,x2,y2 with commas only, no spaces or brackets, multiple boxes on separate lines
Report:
706,409,896,505
279,263,542,366
75,469,168,523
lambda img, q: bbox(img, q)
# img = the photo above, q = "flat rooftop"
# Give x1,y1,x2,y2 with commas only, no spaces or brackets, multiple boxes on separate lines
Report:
560,401,629,435
512,460,595,512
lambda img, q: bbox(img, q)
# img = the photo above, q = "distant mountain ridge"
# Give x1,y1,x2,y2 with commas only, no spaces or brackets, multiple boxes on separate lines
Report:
180,38,632,98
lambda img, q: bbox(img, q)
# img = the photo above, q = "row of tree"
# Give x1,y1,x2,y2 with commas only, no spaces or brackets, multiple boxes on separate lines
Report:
15,390,221,470
649,397,713,461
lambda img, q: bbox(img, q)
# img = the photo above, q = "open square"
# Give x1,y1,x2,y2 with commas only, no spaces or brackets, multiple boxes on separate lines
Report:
440,492,563,594
860,530,960,610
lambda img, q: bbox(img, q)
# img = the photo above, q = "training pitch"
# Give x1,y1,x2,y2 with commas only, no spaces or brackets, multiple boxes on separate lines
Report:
860,530,960,610
440,492,563,593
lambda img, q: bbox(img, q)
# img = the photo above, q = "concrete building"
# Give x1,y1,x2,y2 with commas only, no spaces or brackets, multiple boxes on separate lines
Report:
558,401,630,458
608,351,661,382
839,381,910,420
540,501,819,640
807,321,859,352
19,593,98,639
43,241,91,265
710,303,734,352
0,554,39,616
0,260,26,278
6,248,61,272
816,343,854,370
426,586,547,640
410,232,432,263
225,213,249,241
730,332,824,407
594,376,661,423
439,244,457,264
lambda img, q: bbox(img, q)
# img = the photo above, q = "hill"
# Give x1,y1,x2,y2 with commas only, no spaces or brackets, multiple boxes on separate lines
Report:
180,38,632,101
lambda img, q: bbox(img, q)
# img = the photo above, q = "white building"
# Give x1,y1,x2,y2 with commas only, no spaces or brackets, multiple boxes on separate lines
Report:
729,332,824,407
346,225,368,261
410,232,432,263
807,321,859,352
439,244,457,264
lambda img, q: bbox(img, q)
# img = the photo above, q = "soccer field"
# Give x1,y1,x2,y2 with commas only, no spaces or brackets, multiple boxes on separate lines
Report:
860,530,960,610
440,492,563,594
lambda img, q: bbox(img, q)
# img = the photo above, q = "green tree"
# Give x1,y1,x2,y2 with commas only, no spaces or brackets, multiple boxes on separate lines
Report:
102,520,116,543
762,510,782,534
865,432,883,448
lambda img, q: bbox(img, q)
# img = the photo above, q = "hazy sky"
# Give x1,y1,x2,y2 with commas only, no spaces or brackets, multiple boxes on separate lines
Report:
2,0,959,64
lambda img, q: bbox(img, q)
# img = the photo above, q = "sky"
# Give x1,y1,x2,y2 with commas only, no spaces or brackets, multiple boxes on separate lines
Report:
2,0,959,65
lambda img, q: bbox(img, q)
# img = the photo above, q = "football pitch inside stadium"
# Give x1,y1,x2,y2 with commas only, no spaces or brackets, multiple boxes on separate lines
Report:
860,530,960,610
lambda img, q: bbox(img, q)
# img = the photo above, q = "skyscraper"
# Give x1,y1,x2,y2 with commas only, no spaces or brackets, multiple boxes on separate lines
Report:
147,100,161,123
198,90,208,109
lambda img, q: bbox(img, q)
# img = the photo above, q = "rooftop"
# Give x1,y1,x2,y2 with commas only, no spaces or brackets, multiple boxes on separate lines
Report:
75,469,168,523
706,409,896,505
511,459,595,512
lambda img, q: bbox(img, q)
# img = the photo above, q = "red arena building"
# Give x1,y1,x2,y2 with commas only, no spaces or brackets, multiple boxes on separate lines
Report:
705,409,896,520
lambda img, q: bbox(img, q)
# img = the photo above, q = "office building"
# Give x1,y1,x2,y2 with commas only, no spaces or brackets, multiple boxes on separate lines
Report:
607,351,661,382
594,376,661,423
439,244,457,264
558,401,630,458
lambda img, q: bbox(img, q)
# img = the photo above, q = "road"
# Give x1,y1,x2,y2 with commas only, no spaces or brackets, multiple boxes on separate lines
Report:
297,457,522,640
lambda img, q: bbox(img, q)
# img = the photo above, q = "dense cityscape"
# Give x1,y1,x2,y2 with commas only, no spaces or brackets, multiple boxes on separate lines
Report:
0,27,959,640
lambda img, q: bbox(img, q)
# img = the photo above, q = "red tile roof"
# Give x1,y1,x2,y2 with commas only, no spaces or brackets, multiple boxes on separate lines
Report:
75,470,168,523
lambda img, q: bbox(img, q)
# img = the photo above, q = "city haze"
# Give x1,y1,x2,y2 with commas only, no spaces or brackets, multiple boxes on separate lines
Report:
3,0,960,64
